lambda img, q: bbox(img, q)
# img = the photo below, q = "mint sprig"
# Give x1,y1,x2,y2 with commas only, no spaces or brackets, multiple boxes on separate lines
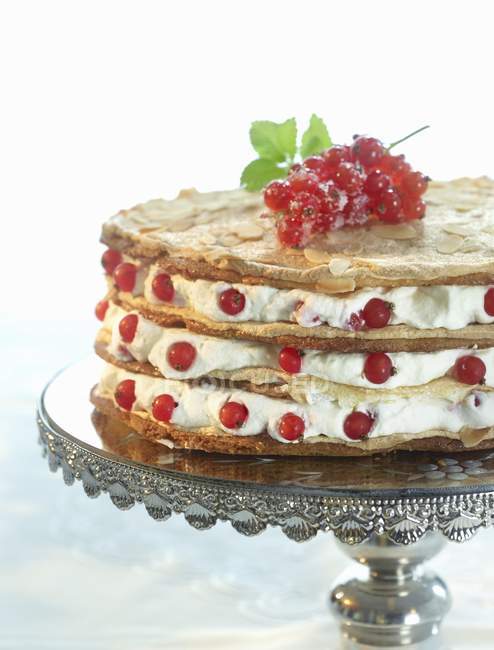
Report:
241,114,332,191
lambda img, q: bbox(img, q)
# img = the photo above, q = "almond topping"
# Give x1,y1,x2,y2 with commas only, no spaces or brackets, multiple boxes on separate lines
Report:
315,276,356,294
218,234,242,247
235,223,264,240
328,258,352,276
304,248,332,265
441,223,473,236
436,234,464,254
165,219,195,232
371,224,418,240
198,234,217,245
177,187,199,198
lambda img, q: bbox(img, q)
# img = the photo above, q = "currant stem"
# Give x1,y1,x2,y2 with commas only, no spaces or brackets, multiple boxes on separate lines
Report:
387,125,430,151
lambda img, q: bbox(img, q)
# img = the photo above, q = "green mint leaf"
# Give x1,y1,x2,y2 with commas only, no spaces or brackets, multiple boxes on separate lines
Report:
300,114,332,158
240,159,286,191
250,118,297,163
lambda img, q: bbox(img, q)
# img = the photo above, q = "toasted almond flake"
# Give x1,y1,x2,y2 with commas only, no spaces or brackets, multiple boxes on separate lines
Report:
343,244,364,256
328,258,352,276
198,234,217,245
140,227,164,236
436,233,464,254
441,223,473,236
162,219,195,233
235,223,264,240
203,248,227,263
371,224,418,240
177,187,198,198
195,211,216,225
460,243,482,253
218,234,242,247
315,277,356,294
304,248,332,264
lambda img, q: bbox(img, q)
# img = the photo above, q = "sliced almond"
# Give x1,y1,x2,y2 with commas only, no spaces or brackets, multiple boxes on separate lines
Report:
198,234,217,245
371,223,418,240
460,243,482,253
328,258,352,276
483,225,494,235
441,223,473,236
235,223,264,240
304,248,332,265
436,234,464,254
177,187,198,198
195,211,216,225
218,234,242,247
164,219,195,233
139,226,161,234
315,276,356,294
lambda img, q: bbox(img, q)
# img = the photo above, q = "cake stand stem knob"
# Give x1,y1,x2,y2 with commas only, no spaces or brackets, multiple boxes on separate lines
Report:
330,532,451,648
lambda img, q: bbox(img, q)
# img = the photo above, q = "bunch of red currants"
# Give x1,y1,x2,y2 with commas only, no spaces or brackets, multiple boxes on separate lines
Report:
263,136,429,248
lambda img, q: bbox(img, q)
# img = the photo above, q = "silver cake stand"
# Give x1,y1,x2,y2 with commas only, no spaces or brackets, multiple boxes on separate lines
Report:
37,358,494,649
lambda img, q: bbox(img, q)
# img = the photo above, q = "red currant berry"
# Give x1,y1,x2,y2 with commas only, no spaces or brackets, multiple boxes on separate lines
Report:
287,170,319,194
363,170,391,197
401,196,426,220
484,288,494,316
363,353,393,384
113,262,137,292
264,181,294,211
329,162,364,195
374,188,403,223
167,341,197,371
323,145,352,168
290,162,302,174
152,273,175,302
119,313,138,343
362,298,391,328
219,401,249,429
343,411,373,440
378,154,411,182
95,299,109,321
114,379,136,411
279,347,302,374
219,288,246,315
453,355,486,385
152,394,177,422
400,171,429,197
277,215,304,248
289,192,322,221
303,156,325,176
278,412,305,441
348,311,365,331
343,194,370,227
352,136,384,169
101,248,122,275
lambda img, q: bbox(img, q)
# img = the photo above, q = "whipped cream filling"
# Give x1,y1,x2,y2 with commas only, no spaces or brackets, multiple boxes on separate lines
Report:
103,304,494,389
98,364,494,444
112,260,494,331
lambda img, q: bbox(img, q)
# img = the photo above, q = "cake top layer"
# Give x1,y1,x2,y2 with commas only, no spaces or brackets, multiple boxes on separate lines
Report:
102,177,494,292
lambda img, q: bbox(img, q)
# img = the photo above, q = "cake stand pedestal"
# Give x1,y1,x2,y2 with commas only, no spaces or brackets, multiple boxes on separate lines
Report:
37,359,494,649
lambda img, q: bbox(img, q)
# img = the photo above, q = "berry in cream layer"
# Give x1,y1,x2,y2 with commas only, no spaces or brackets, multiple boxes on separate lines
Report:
98,303,493,390
104,254,494,332
96,364,494,446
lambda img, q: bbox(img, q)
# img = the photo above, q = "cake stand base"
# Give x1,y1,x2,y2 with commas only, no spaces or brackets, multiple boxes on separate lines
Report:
330,532,451,648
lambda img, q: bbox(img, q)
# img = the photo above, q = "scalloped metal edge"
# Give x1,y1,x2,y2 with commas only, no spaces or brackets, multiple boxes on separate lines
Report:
37,415,494,545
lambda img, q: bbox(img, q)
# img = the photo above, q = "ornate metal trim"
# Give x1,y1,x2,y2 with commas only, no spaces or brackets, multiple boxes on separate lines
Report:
37,413,494,546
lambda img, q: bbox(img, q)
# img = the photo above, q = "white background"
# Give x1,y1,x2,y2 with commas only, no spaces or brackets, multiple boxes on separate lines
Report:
1,0,493,326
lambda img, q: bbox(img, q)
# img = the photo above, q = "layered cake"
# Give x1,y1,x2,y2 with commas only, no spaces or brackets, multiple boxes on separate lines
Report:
91,131,494,455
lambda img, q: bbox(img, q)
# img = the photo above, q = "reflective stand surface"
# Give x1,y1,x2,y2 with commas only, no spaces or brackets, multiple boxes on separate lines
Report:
37,359,494,647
